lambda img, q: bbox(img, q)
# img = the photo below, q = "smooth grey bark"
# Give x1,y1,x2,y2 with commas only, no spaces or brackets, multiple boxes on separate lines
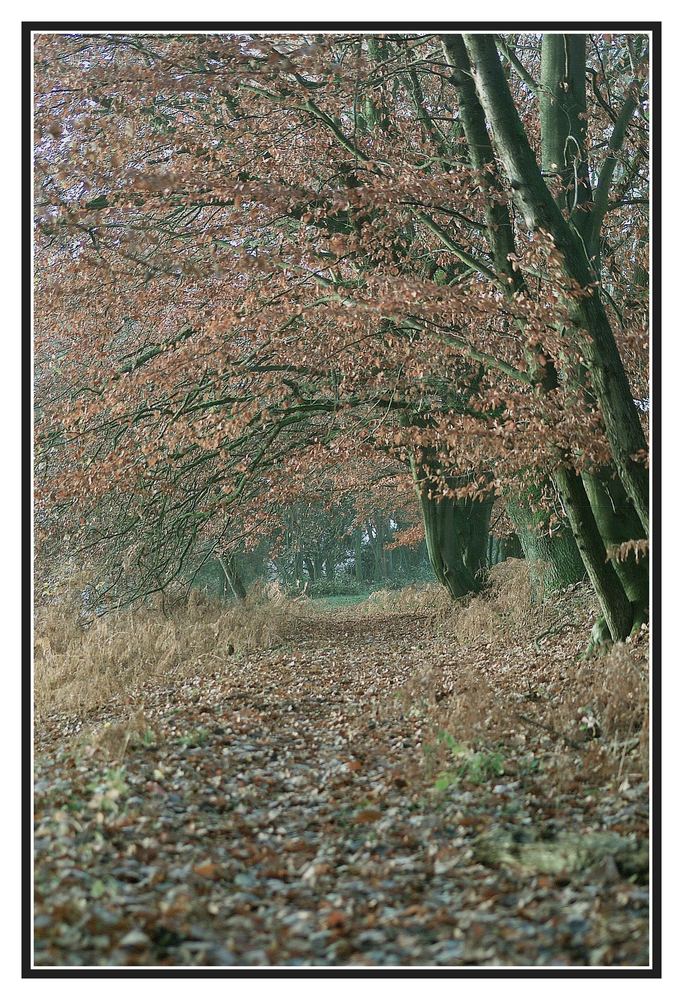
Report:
372,518,387,579
582,468,649,615
536,35,647,636
539,34,592,216
304,556,316,582
441,36,522,285
536,34,648,636
553,467,633,641
443,34,622,626
420,493,493,598
442,35,586,601
354,528,364,582
487,533,524,567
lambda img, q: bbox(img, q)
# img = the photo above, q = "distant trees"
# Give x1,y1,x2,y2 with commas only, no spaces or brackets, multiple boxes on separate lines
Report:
270,503,430,593
34,31,649,641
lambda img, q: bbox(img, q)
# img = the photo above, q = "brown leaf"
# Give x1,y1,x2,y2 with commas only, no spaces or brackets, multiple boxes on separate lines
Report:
354,808,382,823
193,860,219,879
325,910,347,929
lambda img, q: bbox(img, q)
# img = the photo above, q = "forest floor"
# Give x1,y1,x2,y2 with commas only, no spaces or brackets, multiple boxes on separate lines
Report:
33,577,651,969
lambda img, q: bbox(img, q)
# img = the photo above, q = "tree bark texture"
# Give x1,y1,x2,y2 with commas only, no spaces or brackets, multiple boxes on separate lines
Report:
462,33,649,532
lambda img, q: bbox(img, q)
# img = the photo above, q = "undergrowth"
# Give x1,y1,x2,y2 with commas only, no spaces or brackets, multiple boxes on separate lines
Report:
365,582,452,617
34,582,300,720
360,559,533,633
35,561,649,787
385,560,649,784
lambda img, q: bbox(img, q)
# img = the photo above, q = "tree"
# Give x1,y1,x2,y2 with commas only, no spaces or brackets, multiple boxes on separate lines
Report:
460,33,648,639
34,31,649,640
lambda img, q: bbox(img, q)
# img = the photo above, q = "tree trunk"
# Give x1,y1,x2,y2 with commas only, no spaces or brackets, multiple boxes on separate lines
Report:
412,458,493,599
420,492,492,598
582,468,649,620
553,467,633,641
506,487,586,595
373,519,386,579
462,33,649,532
218,553,247,602
487,533,524,567
354,528,363,582
539,34,591,216
441,35,522,284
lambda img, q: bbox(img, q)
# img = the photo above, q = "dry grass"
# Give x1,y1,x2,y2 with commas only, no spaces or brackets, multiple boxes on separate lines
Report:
555,638,650,775
78,709,156,762
366,582,453,618
487,558,534,613
35,562,649,783
362,559,534,643
447,559,533,644
34,582,300,721
359,560,534,640
387,562,649,783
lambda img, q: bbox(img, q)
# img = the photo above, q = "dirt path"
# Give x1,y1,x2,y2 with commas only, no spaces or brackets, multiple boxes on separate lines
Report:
34,610,650,968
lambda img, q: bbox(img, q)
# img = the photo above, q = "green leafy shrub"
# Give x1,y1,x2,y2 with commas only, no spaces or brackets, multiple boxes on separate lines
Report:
433,732,505,789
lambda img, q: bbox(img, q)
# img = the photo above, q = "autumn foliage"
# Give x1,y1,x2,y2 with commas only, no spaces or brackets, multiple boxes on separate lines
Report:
33,32,649,630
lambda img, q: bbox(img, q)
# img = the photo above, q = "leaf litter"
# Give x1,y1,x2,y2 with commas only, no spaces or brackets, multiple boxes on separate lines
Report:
34,585,650,968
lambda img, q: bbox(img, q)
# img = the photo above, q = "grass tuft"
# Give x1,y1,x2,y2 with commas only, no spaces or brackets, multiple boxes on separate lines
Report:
34,582,299,720
383,561,648,785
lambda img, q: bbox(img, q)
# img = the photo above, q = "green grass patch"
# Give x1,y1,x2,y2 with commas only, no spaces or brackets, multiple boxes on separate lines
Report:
309,593,372,610
431,732,505,790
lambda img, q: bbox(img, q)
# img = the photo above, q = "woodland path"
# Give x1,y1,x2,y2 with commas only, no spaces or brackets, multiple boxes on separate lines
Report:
34,609,650,968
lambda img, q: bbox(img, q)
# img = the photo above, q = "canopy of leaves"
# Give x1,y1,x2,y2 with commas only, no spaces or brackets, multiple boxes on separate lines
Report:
34,32,649,600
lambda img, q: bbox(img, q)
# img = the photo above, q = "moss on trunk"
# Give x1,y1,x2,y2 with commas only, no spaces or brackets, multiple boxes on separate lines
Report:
420,492,493,598
412,459,493,599
507,484,585,595
554,467,633,641
582,468,649,617
487,533,524,567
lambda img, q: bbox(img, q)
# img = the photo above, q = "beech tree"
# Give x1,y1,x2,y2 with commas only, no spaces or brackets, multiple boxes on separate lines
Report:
34,31,649,641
